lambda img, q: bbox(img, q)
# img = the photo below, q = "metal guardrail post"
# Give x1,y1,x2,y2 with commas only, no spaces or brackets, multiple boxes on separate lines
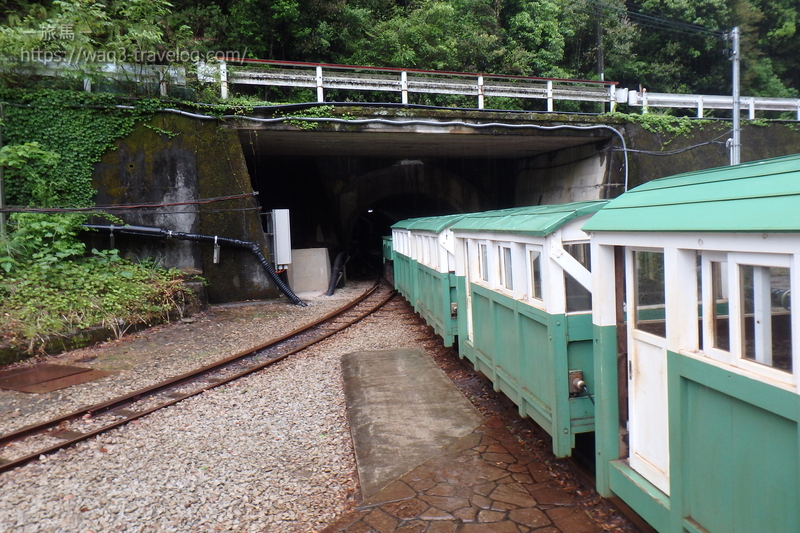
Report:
316,66,324,103
220,60,229,100
401,71,408,104
477,76,484,110
642,88,648,114
730,26,741,165
158,67,167,97
697,96,704,118
546,81,553,112
609,85,616,112
748,98,755,120
83,78,92,92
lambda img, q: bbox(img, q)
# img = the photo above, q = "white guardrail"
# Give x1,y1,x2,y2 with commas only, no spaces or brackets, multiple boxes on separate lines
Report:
21,58,800,119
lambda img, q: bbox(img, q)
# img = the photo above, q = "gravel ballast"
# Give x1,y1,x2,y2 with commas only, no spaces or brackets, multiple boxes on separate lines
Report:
0,283,432,533
0,284,371,436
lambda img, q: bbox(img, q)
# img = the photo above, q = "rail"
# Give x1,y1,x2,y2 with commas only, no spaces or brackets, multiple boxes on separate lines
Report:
14,58,800,119
0,280,396,474
619,87,800,120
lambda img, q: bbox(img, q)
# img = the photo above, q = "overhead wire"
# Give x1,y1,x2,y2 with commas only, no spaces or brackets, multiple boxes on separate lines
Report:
0,192,259,214
611,129,732,156
569,0,725,37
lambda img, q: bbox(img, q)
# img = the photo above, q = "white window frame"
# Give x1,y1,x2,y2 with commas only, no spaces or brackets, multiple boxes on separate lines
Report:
525,244,545,308
629,247,668,340
562,241,593,315
498,244,513,294
477,242,489,284
699,251,796,385
429,236,438,270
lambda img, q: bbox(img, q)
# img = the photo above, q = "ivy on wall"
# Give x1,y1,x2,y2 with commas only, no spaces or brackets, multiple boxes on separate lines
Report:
0,89,190,351
0,88,160,207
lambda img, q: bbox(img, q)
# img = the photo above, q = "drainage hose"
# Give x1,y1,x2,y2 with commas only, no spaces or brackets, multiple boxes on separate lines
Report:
326,251,348,296
83,224,307,307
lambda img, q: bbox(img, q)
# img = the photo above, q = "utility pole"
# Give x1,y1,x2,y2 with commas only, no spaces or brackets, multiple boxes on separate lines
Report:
596,3,604,82
730,26,741,165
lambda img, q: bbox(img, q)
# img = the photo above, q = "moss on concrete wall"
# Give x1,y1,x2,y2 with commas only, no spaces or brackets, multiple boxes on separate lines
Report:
92,113,278,303
616,119,800,191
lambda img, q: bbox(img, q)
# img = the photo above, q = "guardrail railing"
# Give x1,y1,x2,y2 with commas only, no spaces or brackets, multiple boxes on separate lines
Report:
196,59,617,112
618,88,800,120
13,58,800,120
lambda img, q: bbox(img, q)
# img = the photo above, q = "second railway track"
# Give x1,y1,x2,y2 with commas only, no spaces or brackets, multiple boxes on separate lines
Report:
0,280,396,474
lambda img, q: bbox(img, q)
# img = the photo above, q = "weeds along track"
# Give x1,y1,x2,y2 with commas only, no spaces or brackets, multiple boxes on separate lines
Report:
0,280,396,474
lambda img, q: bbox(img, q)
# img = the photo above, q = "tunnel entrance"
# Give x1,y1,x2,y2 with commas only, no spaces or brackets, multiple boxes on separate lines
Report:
237,117,615,281
350,194,459,277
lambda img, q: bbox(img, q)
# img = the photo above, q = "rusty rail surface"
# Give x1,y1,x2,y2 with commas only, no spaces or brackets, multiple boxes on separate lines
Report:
0,281,396,474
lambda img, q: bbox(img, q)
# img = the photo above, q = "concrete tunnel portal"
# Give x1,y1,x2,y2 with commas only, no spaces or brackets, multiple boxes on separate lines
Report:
237,117,619,276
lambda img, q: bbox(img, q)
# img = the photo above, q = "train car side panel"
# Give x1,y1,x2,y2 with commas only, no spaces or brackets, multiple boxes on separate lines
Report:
414,264,459,347
669,352,800,533
585,154,800,533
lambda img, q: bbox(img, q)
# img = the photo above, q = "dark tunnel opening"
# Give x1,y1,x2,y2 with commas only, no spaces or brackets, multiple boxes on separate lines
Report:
238,125,616,286
242,151,486,280
349,194,460,278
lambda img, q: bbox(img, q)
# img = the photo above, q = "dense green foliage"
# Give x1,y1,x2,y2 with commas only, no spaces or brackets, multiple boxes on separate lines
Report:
0,214,187,346
2,0,797,99
0,88,189,349
0,89,159,206
178,0,798,97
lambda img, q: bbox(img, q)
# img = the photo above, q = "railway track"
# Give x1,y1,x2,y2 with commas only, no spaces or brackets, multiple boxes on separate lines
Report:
0,280,396,474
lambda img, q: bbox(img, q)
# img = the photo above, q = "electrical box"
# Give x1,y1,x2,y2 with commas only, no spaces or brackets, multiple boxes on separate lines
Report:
266,209,292,269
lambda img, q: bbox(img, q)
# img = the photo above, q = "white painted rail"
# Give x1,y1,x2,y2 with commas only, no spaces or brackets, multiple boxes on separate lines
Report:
196,59,617,112
15,58,800,119
24,60,185,96
618,88,800,120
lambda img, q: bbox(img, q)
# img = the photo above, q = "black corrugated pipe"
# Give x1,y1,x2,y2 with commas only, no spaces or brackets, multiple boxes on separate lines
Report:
326,251,348,296
83,224,307,307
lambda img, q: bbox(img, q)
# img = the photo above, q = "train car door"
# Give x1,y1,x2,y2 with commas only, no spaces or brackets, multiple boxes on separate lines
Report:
625,248,670,495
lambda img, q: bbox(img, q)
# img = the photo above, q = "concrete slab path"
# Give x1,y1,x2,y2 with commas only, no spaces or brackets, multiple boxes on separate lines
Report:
341,348,485,498
330,348,601,533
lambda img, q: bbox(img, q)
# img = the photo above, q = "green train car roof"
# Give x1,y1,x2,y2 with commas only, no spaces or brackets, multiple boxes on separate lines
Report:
390,215,431,230
449,200,608,237
583,153,800,233
402,213,473,233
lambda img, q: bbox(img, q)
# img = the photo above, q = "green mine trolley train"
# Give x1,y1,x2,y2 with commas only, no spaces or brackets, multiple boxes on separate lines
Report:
390,153,800,533
391,213,471,347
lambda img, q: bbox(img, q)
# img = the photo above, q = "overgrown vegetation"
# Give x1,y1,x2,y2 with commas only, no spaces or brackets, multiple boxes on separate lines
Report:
1,1,798,106
604,111,710,140
0,89,191,352
0,216,188,350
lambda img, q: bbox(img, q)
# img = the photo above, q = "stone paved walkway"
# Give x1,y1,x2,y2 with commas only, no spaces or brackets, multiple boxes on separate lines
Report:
322,418,600,533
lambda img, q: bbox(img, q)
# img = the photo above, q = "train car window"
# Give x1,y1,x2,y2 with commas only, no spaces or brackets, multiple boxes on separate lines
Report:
424,236,432,266
529,250,543,301
739,265,792,373
634,250,666,337
479,244,488,282
564,243,592,313
711,261,730,351
499,246,513,291
464,240,470,277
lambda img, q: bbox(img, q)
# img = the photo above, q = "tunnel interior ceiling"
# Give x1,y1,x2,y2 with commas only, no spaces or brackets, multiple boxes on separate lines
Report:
238,129,603,159
239,124,614,277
